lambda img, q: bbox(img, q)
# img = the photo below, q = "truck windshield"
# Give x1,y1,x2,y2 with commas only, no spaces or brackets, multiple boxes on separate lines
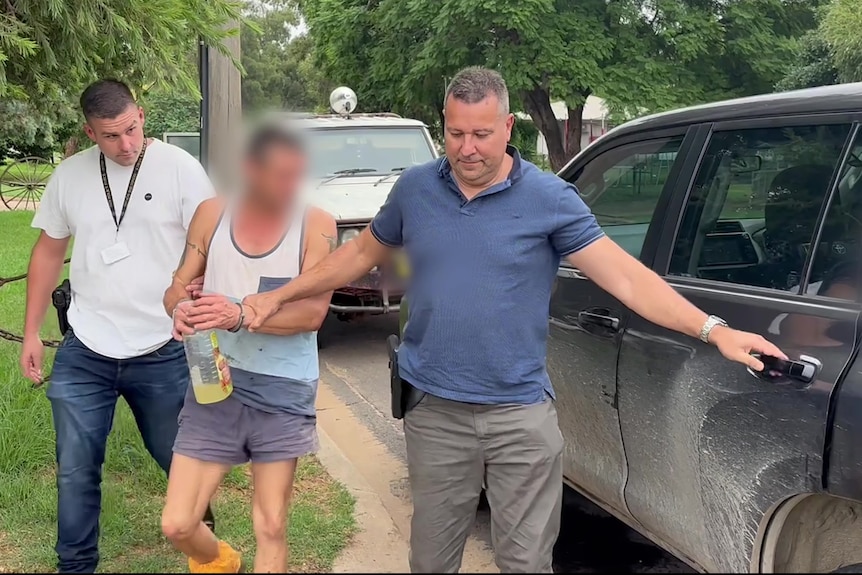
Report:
307,127,436,178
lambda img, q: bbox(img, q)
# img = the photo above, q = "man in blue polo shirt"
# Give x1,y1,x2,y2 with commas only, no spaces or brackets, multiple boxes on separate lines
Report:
243,67,785,573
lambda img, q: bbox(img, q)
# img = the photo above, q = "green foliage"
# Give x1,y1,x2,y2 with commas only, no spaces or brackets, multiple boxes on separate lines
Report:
510,120,540,164
822,0,862,82
141,91,201,138
775,28,840,91
241,0,331,112
776,0,862,90
0,0,247,107
301,0,820,171
0,97,77,160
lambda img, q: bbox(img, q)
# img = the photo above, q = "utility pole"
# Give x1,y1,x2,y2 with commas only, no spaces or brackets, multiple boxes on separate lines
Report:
200,22,242,192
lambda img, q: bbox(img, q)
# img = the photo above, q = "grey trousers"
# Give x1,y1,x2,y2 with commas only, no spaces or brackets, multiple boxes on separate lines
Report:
404,393,564,573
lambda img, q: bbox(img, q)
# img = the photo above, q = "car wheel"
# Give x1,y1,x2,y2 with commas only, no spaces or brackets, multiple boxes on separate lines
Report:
756,493,862,573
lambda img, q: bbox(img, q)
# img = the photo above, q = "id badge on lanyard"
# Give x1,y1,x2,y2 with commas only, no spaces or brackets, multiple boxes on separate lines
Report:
99,139,147,266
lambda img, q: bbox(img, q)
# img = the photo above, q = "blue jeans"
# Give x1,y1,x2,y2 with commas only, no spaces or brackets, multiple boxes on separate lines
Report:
46,332,189,573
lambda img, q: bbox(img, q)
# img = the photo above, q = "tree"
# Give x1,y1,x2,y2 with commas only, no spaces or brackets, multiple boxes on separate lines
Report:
142,91,202,138
241,0,330,112
0,97,78,161
301,0,820,171
776,0,862,91
775,28,840,91
0,0,245,107
821,0,862,82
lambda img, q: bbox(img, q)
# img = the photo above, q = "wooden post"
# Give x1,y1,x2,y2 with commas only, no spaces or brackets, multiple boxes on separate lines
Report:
203,23,242,193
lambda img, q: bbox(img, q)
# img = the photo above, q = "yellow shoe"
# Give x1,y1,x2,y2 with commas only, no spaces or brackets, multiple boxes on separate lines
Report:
188,540,242,573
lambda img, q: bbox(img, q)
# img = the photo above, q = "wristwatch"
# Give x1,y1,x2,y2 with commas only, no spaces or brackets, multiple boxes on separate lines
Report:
700,315,728,343
229,303,245,333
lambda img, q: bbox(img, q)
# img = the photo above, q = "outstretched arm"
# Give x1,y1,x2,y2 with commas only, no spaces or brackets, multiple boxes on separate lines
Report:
243,225,391,331
551,182,785,372
242,177,407,330
567,237,786,371
242,207,337,336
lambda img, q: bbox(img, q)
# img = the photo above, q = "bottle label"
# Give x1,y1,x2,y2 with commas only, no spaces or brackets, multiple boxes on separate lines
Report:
209,331,233,397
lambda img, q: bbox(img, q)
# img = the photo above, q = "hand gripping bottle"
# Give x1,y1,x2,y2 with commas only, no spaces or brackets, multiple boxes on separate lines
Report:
177,303,233,404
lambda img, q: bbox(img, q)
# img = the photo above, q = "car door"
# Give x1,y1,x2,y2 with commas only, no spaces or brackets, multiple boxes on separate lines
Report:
551,127,698,514
616,117,861,573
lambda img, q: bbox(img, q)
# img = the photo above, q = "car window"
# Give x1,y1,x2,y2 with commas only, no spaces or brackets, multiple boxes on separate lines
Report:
306,127,435,178
574,136,683,258
804,135,862,301
668,123,852,292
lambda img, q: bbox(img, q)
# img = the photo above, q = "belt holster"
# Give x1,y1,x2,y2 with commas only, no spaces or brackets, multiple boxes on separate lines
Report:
388,334,425,419
51,279,72,336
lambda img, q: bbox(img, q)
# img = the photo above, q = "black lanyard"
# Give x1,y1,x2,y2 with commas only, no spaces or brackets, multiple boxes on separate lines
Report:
99,138,148,232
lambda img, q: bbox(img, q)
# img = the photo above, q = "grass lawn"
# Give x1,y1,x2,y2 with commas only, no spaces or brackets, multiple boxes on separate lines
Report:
0,211,356,572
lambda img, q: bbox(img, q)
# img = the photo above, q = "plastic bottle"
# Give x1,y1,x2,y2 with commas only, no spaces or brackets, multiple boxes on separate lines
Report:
182,328,234,404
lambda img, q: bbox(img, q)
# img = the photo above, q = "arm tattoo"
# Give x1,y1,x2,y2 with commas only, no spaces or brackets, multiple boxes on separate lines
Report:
187,241,208,259
322,232,338,253
177,241,207,268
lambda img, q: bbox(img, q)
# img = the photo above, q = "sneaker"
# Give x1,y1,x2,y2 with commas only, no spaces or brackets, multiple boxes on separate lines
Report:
188,540,242,574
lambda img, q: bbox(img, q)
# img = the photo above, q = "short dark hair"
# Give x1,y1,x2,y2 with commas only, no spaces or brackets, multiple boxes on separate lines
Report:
245,121,305,163
80,79,137,120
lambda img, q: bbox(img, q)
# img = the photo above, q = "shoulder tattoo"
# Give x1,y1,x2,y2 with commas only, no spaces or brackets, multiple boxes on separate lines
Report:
322,232,338,253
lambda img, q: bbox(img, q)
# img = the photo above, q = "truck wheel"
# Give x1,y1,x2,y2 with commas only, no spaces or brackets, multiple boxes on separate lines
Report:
755,494,862,572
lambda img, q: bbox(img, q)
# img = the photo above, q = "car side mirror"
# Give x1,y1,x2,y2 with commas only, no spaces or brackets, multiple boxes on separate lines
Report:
730,155,762,174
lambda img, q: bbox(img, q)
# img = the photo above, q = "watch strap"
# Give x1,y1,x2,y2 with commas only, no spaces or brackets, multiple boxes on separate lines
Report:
700,315,728,343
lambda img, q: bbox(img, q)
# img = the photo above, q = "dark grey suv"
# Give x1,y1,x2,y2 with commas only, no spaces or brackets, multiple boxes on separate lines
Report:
549,82,862,573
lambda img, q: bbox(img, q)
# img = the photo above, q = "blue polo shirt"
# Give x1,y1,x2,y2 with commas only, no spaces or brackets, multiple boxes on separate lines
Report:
371,147,604,405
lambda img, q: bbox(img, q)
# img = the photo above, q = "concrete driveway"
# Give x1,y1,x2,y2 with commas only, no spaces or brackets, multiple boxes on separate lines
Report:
316,314,692,573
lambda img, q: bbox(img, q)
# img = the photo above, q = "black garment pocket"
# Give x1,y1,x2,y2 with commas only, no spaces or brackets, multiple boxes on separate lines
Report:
257,276,292,294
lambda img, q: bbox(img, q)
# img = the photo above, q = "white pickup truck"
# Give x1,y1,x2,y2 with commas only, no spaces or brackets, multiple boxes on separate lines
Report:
166,89,436,329
293,88,437,324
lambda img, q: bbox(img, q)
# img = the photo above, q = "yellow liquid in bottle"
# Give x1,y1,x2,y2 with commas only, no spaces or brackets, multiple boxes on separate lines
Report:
193,382,232,404
186,332,234,405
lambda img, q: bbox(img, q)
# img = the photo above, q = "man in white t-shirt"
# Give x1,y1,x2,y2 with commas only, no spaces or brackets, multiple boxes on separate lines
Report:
20,79,215,574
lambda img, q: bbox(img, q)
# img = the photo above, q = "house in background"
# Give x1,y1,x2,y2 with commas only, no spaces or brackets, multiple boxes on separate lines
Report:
516,95,611,159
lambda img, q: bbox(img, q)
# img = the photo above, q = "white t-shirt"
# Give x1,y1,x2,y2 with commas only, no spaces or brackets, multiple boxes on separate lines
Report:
32,139,215,359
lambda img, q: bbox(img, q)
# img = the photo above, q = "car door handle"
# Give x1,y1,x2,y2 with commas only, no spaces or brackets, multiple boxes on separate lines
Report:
577,310,620,331
747,354,822,385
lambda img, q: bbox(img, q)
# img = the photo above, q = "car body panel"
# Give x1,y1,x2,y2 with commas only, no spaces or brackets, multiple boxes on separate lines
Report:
289,114,438,316
617,283,856,572
550,85,862,572
303,177,396,222
560,83,862,170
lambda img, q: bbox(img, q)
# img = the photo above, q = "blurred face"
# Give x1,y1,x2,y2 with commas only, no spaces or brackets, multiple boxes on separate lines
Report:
244,143,307,209
444,94,514,191
83,104,146,167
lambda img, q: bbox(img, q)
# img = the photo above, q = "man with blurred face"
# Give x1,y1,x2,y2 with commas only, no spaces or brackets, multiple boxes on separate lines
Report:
21,78,216,573
160,123,335,573
241,66,786,572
